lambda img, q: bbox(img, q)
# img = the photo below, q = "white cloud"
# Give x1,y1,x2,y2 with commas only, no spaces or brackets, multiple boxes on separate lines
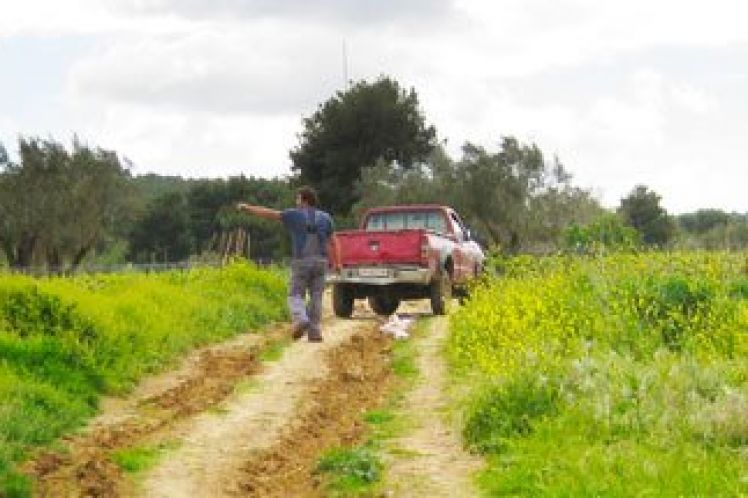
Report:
670,84,717,115
69,102,299,178
68,24,344,115
110,0,454,27
3,0,748,213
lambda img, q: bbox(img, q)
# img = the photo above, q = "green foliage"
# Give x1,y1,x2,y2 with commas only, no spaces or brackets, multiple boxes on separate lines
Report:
449,252,748,495
128,175,293,263
291,76,437,215
679,209,732,234
390,337,418,379
0,468,31,498
112,446,162,473
258,338,290,362
0,136,133,270
0,263,286,494
676,209,748,251
618,185,676,246
363,409,395,426
129,191,194,262
353,140,602,253
111,441,178,473
464,373,560,454
625,276,716,350
563,213,639,253
316,445,383,492
728,278,748,299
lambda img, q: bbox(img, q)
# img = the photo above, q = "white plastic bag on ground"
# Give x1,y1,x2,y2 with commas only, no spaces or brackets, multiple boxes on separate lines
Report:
379,314,414,339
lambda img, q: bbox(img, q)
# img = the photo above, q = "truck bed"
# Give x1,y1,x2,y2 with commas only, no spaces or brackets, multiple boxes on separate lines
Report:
336,229,427,267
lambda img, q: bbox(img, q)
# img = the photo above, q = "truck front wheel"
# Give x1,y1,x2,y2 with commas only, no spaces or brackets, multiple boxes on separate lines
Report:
368,295,400,316
332,284,354,318
430,271,453,315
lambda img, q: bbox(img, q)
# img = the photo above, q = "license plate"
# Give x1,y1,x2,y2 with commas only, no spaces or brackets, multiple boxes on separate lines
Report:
358,268,389,278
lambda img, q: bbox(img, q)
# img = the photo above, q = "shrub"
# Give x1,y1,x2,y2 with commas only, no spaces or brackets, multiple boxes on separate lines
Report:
464,373,561,454
0,262,287,496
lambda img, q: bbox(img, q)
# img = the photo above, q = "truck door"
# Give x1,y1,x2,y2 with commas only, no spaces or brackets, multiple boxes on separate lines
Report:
448,211,469,281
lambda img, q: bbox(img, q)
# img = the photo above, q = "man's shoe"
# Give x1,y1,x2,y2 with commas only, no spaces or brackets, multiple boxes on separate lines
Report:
307,335,323,343
291,321,309,340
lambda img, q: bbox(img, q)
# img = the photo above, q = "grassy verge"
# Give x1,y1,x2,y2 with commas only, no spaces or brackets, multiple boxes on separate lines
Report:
112,440,180,474
0,262,287,496
315,318,428,496
448,253,748,496
258,337,292,362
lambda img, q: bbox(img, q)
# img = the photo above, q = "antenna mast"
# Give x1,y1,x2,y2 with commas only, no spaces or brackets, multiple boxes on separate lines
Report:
342,39,349,90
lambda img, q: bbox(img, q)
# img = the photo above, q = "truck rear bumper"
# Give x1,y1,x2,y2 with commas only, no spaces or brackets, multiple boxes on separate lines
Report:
327,266,432,286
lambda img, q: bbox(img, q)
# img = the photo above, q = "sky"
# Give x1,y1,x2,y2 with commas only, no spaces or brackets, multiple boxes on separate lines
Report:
1,0,747,214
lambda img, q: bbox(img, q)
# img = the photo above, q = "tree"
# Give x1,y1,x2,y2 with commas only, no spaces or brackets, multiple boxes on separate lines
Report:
678,209,731,234
128,176,294,263
129,192,193,263
352,138,602,253
290,76,437,215
0,137,132,270
352,146,459,218
617,185,675,246
564,213,639,253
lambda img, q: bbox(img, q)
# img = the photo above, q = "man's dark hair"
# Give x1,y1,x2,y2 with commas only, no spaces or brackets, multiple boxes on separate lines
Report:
297,186,318,207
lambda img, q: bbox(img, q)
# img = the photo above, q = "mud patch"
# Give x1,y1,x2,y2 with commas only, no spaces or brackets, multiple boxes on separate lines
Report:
236,328,394,497
24,328,288,497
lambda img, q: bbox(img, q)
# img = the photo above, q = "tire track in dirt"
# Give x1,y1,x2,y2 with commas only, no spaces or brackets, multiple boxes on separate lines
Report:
235,328,394,497
381,316,482,497
24,322,289,497
140,310,392,497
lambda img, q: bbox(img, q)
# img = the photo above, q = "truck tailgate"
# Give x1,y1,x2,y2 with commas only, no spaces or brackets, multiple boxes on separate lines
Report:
337,229,425,266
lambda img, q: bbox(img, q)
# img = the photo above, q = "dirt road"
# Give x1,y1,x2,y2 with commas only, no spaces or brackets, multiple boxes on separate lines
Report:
26,298,481,497
381,317,482,497
142,313,391,497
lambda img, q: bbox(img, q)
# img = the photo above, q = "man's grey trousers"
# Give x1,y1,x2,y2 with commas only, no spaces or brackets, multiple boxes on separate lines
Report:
288,257,328,338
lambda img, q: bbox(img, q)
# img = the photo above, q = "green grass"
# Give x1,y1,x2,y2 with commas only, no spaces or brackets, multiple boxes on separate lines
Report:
111,441,179,474
315,316,429,496
390,318,430,380
448,253,748,496
0,262,287,496
315,445,383,496
258,338,291,362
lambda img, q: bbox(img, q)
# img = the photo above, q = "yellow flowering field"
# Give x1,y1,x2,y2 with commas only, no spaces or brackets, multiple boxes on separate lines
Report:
449,252,748,495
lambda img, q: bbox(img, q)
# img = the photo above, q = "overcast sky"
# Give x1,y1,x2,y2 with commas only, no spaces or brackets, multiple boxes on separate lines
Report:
1,0,747,213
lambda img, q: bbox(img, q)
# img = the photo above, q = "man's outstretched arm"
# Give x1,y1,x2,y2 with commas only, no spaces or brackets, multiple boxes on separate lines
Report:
236,203,282,221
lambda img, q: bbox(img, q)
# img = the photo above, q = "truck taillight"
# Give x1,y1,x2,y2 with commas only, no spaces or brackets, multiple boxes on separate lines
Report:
420,235,429,264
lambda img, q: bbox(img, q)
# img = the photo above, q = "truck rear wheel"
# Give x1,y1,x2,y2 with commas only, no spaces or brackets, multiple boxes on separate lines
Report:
430,271,453,315
332,284,354,318
368,295,400,316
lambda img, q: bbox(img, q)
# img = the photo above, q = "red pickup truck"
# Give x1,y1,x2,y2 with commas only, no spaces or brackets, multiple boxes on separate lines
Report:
328,205,485,317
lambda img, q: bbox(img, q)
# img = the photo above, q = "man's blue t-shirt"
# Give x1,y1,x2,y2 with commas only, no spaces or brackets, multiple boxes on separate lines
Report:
281,207,335,259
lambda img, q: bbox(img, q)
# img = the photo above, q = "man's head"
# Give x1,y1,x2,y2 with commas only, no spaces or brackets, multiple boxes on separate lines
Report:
295,186,318,208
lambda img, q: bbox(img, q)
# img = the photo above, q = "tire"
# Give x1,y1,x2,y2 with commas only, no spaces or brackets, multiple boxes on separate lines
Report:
368,295,400,316
332,284,354,318
430,271,453,315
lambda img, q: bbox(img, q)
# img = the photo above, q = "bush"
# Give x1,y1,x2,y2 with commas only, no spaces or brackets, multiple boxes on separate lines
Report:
464,373,560,454
449,252,748,495
0,262,287,495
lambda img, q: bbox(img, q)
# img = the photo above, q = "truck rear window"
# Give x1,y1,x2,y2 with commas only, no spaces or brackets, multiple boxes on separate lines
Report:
365,211,447,233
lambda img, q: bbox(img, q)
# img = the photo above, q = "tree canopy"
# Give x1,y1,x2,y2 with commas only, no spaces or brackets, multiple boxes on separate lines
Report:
0,137,132,270
290,76,437,215
618,185,676,246
353,138,602,253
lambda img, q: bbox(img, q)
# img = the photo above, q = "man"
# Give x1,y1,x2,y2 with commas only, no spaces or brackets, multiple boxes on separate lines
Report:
236,186,341,342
